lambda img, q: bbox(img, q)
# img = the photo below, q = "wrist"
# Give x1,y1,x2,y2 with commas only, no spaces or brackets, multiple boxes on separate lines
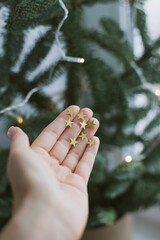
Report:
11,193,77,240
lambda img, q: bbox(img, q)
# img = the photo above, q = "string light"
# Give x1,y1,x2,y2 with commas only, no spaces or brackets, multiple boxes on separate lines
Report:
78,58,85,63
0,88,38,115
0,1,85,115
56,0,85,64
7,111,24,124
124,155,133,163
16,116,23,124
155,89,160,96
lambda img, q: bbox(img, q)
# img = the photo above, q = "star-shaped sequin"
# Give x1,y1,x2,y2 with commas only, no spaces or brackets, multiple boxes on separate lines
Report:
80,121,87,129
65,119,73,128
67,108,75,117
70,137,78,147
79,132,87,140
87,120,96,128
87,139,95,147
78,112,86,120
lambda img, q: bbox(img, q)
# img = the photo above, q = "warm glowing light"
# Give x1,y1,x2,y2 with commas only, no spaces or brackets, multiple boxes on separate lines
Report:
124,155,132,163
16,116,23,124
78,58,85,63
155,89,160,96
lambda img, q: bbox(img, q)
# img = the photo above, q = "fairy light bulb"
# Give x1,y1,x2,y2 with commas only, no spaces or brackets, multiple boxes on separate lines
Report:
55,0,85,64
78,58,85,63
16,116,23,124
0,0,85,116
155,89,160,96
124,155,132,163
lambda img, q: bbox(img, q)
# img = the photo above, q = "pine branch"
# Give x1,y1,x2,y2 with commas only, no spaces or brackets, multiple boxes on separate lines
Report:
0,58,10,86
33,60,66,86
120,38,160,83
7,0,58,31
0,85,17,109
87,28,133,65
11,73,56,111
19,28,55,77
136,8,150,48
81,0,117,6
137,37,160,65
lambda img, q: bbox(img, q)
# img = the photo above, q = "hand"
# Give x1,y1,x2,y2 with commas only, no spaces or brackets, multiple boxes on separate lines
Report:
6,106,100,240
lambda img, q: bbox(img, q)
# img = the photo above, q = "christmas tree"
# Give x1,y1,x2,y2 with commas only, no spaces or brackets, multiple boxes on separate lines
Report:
1,0,160,230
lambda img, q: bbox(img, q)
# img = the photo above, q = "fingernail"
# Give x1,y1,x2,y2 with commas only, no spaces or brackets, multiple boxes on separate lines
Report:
8,127,17,139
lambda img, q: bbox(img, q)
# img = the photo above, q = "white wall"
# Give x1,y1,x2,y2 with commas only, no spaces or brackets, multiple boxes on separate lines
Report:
145,0,160,40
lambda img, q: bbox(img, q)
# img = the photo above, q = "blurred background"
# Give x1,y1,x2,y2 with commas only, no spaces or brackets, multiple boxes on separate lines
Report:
133,0,160,239
0,0,160,239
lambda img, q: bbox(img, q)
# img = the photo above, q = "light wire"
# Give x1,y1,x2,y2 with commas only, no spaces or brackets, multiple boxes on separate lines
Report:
0,0,84,115
0,88,38,114
55,0,85,63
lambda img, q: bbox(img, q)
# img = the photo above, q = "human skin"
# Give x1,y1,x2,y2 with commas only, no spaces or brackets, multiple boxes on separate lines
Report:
0,106,100,240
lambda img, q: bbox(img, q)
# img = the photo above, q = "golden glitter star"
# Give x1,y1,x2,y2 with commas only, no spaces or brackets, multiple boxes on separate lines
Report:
65,119,73,128
87,139,95,147
70,137,78,147
87,120,96,128
80,121,87,129
78,112,86,120
79,132,87,140
67,108,75,116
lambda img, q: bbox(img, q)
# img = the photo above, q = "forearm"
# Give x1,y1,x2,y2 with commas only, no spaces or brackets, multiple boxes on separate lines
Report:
0,196,71,240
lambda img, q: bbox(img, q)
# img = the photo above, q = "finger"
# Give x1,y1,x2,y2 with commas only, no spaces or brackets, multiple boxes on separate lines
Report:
31,105,80,152
61,118,99,172
7,127,30,174
74,136,100,184
8,127,30,155
49,108,93,164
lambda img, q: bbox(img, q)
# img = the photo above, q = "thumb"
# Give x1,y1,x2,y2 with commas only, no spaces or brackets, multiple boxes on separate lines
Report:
8,127,30,154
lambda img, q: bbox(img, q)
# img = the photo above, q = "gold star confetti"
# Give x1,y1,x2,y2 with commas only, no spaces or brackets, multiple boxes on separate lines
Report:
70,137,78,147
78,112,86,120
80,121,87,129
79,132,87,140
67,108,75,116
87,139,95,147
87,120,96,128
65,119,73,128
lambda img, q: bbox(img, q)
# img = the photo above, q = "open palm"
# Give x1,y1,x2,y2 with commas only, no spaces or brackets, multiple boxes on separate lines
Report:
8,106,100,240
